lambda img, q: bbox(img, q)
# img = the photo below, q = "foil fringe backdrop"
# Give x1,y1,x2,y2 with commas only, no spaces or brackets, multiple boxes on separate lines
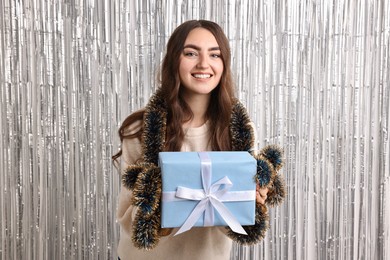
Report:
0,0,389,259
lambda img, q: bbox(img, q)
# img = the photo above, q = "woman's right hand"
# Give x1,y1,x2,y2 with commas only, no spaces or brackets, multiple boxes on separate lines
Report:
256,183,269,205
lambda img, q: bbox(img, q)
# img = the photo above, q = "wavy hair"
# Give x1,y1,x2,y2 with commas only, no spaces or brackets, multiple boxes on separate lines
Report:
112,20,235,161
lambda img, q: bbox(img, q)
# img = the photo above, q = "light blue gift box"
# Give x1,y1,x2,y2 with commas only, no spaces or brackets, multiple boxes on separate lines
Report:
159,151,256,232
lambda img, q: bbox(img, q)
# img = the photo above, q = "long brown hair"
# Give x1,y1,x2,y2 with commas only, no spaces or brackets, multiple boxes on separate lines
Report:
112,20,235,162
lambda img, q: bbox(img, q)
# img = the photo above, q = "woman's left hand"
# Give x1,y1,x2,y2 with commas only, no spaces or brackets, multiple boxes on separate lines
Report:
256,184,268,205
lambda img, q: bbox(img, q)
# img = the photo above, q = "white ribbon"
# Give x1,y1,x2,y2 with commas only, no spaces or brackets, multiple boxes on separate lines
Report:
164,152,253,236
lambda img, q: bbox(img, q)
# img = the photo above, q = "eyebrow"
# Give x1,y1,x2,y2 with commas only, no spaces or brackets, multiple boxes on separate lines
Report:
183,44,220,51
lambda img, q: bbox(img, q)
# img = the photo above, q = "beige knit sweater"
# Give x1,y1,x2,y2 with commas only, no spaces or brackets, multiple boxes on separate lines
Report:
116,120,235,260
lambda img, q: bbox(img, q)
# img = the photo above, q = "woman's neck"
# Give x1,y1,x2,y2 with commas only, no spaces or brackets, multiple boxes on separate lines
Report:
181,93,210,128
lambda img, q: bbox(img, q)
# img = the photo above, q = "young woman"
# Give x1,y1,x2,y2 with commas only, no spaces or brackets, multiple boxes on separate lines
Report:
113,20,284,260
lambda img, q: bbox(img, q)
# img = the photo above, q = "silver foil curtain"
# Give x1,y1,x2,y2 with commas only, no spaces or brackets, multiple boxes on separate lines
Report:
1,0,389,259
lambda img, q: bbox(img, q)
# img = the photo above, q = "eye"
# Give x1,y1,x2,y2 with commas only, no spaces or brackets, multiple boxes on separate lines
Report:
184,51,198,57
210,53,221,58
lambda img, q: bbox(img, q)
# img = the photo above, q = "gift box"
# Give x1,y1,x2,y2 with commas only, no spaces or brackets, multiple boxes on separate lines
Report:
159,151,256,235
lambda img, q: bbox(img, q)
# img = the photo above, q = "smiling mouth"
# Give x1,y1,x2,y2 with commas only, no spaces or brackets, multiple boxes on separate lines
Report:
192,74,212,79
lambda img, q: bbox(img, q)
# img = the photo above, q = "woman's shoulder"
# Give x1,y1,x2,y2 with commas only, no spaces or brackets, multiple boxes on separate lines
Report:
121,109,145,136
123,118,143,136
121,118,144,165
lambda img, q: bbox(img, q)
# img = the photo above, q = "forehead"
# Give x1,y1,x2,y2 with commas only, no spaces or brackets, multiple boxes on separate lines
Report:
184,28,219,48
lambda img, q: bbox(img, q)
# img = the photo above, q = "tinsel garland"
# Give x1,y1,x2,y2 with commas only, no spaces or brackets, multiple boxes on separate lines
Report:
122,91,286,250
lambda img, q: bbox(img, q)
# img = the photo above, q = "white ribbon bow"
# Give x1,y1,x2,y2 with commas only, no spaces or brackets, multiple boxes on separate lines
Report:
173,152,249,235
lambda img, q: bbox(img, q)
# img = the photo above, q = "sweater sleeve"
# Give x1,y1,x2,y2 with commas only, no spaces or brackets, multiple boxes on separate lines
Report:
116,120,143,237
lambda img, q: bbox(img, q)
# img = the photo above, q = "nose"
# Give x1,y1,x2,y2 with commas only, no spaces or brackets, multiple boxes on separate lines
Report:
196,53,209,69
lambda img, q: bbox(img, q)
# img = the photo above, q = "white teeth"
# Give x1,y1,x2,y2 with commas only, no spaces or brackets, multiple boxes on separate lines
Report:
193,74,211,79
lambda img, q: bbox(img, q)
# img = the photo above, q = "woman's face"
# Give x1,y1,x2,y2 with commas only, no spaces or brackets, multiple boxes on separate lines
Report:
178,28,224,97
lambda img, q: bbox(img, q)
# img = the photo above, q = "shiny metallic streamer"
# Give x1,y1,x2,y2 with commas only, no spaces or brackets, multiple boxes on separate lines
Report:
0,0,389,259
